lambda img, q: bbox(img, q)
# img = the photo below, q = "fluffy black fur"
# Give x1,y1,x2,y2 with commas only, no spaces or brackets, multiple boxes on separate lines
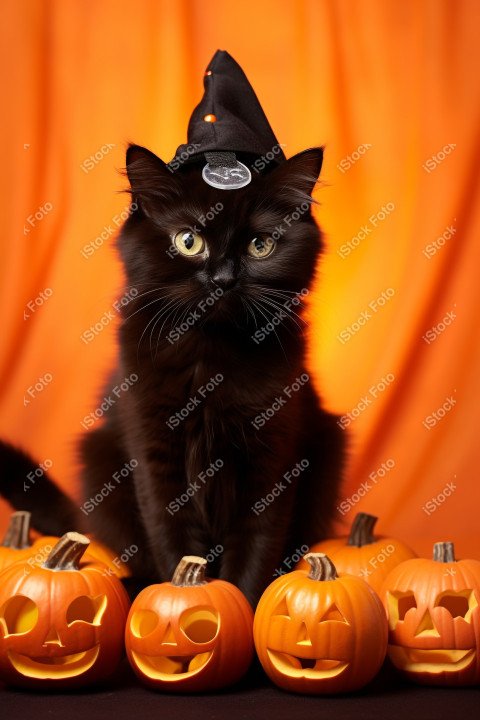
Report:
1,145,344,606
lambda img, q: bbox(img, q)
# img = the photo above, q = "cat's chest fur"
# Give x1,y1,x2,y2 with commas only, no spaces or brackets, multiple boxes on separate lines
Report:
117,328,305,532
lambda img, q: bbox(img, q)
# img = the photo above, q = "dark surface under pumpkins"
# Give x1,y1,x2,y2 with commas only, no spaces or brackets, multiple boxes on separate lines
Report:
1,656,479,720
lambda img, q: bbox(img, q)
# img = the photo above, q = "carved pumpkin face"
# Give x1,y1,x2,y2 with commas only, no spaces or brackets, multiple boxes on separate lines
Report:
0,533,130,688
254,553,388,694
381,542,480,686
125,556,254,692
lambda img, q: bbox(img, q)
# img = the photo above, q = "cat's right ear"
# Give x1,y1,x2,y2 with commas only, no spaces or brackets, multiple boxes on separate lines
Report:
125,144,182,218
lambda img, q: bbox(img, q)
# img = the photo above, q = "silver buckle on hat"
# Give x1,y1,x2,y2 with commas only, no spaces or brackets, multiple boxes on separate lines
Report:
202,152,251,190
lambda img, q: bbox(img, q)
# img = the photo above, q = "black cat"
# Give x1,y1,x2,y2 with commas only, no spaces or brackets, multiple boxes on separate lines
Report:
1,143,344,606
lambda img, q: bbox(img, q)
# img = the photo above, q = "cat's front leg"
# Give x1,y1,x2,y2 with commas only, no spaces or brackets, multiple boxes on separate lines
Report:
132,456,211,581
219,479,298,607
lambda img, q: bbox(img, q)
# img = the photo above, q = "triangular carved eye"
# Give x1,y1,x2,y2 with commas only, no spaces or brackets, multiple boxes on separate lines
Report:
66,595,107,626
435,590,478,621
387,591,417,629
273,596,290,618
319,603,348,623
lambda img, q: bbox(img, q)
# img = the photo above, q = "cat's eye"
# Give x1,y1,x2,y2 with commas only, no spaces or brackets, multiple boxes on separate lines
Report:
173,230,205,256
247,236,276,259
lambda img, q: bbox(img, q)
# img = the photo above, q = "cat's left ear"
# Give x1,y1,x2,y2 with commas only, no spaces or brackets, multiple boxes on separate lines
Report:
125,144,182,218
261,147,324,203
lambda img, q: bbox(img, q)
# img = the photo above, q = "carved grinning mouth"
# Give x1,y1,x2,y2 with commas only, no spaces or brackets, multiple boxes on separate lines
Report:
267,649,349,679
388,646,476,673
8,646,100,679
131,650,213,680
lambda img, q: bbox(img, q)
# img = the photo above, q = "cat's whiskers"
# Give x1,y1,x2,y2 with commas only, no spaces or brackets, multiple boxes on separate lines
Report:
123,291,172,322
155,295,199,357
253,289,308,328
150,298,186,360
240,297,259,328
255,294,304,333
136,297,180,361
254,285,303,297
249,296,288,361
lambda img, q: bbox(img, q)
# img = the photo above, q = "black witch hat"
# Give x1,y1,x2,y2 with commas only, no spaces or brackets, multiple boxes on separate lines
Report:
172,50,286,189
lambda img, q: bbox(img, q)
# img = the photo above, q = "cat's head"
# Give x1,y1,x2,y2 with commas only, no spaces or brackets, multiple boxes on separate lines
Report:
118,144,324,343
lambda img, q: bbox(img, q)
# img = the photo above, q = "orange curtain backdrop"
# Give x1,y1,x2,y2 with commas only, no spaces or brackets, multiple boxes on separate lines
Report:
1,0,479,556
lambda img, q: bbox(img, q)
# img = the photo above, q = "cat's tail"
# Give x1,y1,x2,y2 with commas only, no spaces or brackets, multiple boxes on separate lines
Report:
0,439,85,536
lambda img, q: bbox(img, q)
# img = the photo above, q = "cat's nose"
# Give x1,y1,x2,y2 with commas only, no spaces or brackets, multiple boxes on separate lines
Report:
212,263,236,290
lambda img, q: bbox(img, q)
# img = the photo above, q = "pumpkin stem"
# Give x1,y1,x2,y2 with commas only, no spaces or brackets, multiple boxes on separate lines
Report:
42,532,90,571
171,555,207,586
304,553,338,581
347,512,378,547
1,511,32,549
433,541,456,563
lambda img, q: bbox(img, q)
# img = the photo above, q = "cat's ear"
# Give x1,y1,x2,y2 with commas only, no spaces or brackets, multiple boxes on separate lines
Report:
260,147,324,204
125,144,182,218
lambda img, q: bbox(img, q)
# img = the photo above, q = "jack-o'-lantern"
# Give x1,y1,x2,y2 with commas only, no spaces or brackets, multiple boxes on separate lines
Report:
254,552,388,694
296,513,416,593
0,532,130,688
380,541,480,686
125,555,254,692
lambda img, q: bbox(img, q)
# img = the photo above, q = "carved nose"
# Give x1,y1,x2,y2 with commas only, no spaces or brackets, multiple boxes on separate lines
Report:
212,261,236,290
43,627,63,647
414,609,440,637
